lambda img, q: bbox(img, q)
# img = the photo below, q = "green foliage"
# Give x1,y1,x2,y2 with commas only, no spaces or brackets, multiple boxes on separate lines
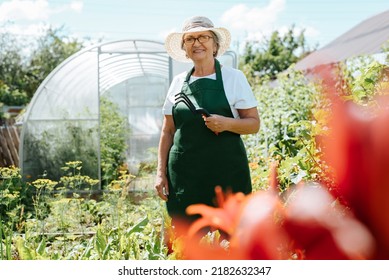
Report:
0,166,31,225
0,166,32,260
0,81,29,106
335,56,389,104
22,97,128,187
244,51,388,193
25,27,84,99
100,97,129,186
59,161,99,191
0,29,27,95
23,121,99,183
244,69,328,191
0,164,168,260
0,26,84,103
240,26,315,84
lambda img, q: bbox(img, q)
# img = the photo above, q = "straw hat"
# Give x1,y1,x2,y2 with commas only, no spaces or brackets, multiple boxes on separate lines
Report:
165,16,231,63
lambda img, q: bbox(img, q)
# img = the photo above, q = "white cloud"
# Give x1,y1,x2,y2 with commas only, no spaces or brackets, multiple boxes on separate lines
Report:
301,25,320,38
220,0,321,51
70,1,83,13
0,0,84,41
221,0,286,34
0,0,51,21
0,0,84,22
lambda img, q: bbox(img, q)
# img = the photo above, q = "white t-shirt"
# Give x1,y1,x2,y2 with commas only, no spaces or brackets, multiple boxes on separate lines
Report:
162,66,258,118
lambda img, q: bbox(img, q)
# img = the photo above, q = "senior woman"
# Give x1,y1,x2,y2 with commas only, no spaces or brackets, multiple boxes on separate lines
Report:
155,16,260,225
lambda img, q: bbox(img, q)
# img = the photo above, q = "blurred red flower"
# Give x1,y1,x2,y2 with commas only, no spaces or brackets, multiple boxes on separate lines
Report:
320,79,389,259
178,168,374,259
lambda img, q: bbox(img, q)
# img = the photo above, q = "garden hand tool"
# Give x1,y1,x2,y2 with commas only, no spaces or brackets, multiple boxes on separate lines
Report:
174,92,211,118
175,92,219,135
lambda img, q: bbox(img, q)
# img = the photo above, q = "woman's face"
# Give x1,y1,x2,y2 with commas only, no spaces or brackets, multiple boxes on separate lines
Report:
182,31,217,63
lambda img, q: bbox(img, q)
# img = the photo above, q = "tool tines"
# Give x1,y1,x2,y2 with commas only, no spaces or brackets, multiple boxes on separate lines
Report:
174,92,210,117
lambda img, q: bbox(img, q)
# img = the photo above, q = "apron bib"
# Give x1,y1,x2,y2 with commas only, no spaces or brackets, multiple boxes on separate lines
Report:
167,59,252,219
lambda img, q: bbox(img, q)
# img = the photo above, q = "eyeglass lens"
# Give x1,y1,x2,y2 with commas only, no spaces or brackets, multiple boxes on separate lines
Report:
184,35,212,45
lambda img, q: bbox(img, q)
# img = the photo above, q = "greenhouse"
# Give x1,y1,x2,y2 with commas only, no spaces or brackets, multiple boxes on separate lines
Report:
19,39,237,189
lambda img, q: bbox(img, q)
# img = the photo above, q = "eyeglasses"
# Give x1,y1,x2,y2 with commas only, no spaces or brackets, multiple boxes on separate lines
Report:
183,35,213,45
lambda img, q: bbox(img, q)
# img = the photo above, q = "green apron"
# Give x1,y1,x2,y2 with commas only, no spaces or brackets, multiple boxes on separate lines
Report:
167,59,252,220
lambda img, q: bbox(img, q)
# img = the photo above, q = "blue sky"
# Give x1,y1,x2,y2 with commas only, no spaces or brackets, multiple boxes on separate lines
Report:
0,0,388,53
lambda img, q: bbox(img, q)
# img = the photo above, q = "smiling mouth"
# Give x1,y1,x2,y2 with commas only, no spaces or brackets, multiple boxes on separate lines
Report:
193,49,205,54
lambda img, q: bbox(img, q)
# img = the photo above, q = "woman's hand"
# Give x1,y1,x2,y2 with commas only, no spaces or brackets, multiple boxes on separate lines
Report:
155,115,175,201
204,114,228,134
204,107,260,135
155,173,169,201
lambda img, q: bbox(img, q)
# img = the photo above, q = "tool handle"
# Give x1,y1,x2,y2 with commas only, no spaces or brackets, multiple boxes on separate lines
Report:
200,110,218,136
196,108,210,117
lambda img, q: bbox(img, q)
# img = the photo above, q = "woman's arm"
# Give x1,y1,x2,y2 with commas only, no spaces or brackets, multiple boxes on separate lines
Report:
155,115,176,200
204,107,260,135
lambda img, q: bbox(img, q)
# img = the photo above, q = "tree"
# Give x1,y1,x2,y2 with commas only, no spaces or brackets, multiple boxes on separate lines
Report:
25,26,84,99
0,82,28,106
0,26,85,105
239,25,316,84
0,29,28,95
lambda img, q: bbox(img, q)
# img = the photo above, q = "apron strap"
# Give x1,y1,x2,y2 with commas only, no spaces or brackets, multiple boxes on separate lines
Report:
184,59,222,83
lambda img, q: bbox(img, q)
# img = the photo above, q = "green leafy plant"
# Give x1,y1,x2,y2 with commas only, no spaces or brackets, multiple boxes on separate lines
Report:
0,82,29,106
22,97,129,188
0,166,31,226
239,26,316,84
59,161,99,191
336,57,389,103
244,69,328,191
100,97,129,186
23,122,99,182
1,162,168,260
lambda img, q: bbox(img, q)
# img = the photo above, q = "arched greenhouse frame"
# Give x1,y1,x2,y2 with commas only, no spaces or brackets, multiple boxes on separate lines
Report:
19,39,237,190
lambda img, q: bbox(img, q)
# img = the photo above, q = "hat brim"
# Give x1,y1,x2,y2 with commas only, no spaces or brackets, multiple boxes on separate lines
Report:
165,27,231,63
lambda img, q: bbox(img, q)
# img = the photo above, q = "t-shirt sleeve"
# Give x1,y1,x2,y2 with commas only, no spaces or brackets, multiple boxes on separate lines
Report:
233,70,258,109
162,74,184,115
162,92,174,115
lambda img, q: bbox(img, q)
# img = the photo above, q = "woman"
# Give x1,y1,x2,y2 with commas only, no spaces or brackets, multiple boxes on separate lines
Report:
155,16,260,225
